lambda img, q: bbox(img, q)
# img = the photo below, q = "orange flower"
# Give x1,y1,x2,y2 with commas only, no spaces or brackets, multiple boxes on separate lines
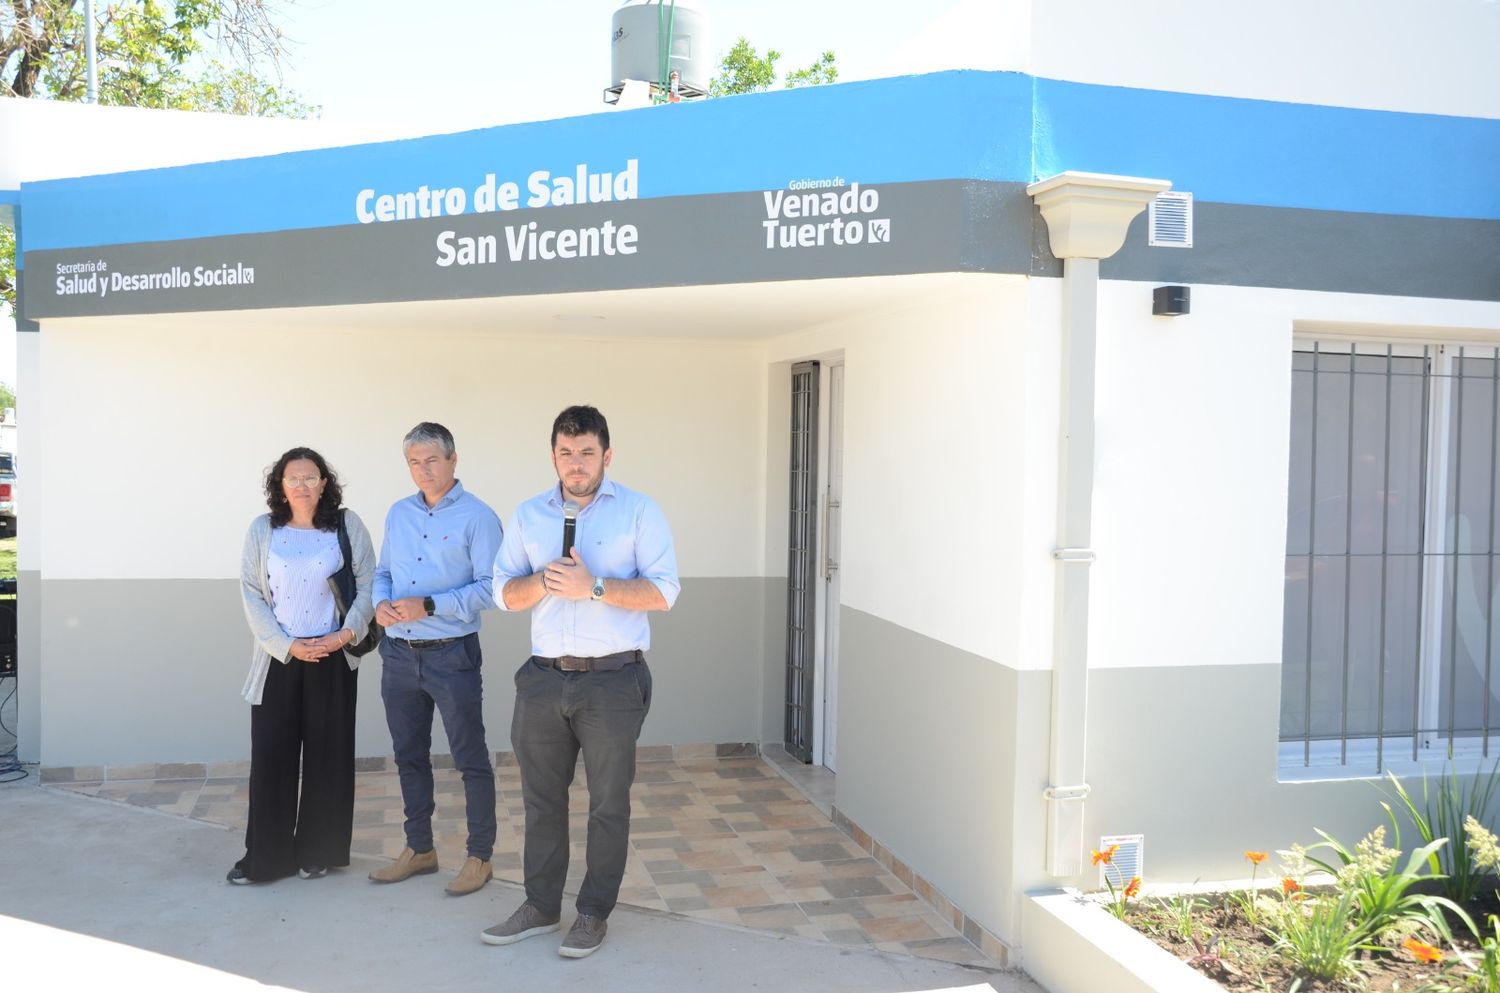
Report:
1124,877,1141,899
1281,877,1301,895
1402,937,1444,964
1091,844,1119,866
1244,851,1268,865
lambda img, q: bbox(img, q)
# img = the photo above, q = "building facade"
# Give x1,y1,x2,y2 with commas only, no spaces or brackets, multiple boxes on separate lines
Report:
5,0,1498,965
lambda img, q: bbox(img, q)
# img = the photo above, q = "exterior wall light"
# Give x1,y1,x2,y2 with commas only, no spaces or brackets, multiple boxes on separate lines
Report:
1152,285,1190,316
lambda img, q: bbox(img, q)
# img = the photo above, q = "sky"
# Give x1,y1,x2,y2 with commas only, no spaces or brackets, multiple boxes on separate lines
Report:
273,0,968,129
0,0,973,391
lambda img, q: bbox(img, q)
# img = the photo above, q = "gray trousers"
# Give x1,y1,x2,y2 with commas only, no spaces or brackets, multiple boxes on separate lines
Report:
510,657,652,919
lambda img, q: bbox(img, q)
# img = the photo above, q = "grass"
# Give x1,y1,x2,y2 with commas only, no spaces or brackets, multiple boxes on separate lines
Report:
0,536,15,582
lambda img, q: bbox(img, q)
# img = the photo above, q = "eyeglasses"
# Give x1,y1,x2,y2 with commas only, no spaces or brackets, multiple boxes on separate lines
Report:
285,475,323,489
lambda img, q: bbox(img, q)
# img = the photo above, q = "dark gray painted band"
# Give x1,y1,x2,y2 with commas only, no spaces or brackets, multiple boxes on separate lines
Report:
22,181,1015,320
13,277,39,333
1033,200,1500,301
22,181,1499,319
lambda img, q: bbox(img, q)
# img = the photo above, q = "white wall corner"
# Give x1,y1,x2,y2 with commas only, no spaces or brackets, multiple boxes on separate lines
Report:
1027,172,1171,261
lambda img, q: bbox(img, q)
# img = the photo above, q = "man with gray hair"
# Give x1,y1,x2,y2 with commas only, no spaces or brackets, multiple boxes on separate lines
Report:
370,421,503,896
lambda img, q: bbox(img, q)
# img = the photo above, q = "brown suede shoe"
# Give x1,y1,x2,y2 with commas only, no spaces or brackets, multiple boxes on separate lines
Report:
480,902,562,945
444,855,492,896
558,914,607,959
368,847,439,884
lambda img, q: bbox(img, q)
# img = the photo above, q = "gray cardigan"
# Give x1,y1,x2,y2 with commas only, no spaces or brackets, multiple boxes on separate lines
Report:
239,510,376,705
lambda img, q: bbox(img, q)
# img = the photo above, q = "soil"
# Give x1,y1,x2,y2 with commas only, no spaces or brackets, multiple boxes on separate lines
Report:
1122,890,1500,992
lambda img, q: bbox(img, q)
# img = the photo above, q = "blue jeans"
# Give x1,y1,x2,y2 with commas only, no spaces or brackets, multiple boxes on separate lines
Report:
379,633,496,861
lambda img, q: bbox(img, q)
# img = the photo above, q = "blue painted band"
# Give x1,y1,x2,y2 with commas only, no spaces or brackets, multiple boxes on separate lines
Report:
1033,78,1500,222
18,70,1500,254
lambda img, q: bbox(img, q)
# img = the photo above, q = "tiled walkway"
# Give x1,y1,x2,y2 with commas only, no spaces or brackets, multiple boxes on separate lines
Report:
51,753,992,967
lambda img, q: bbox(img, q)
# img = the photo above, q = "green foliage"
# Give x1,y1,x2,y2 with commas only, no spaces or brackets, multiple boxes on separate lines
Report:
1475,914,1500,993
0,1,315,310
785,51,837,89
1263,887,1376,982
709,37,838,97
0,381,15,412
708,38,780,97
0,226,13,318
1385,761,1500,906
1153,892,1203,944
1,1,310,107
1303,808,1475,942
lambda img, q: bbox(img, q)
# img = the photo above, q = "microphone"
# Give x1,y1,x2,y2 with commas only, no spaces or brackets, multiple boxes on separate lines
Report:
562,501,579,558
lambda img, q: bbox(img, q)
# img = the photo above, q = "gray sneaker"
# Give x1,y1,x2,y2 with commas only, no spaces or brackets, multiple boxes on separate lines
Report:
558,914,607,959
480,902,562,946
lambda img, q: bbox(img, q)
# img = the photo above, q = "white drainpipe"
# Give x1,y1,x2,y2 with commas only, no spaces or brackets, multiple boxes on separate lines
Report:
1027,172,1170,877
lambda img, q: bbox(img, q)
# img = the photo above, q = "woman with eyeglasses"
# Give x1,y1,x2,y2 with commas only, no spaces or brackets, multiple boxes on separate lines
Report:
229,447,375,884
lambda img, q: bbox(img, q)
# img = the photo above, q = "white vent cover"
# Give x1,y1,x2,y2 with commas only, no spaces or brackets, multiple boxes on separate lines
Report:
1098,833,1145,888
1148,192,1193,248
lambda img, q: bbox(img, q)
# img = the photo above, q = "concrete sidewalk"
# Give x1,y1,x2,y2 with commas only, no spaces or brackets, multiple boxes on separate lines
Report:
0,779,1041,993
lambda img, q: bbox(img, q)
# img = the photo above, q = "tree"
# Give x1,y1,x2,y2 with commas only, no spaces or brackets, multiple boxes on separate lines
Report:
0,1,315,312
785,51,837,89
0,381,15,413
708,37,838,98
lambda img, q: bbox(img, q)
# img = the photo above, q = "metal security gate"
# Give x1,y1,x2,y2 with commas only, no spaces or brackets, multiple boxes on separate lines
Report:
785,361,819,762
1282,340,1500,771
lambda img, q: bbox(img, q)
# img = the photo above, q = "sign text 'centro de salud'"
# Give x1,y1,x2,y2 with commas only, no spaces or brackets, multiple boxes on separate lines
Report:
42,156,906,314
352,159,892,267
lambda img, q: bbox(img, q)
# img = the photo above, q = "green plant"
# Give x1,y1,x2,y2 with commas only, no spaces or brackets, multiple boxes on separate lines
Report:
1385,760,1500,906
1263,886,1377,982
1230,850,1271,927
1304,806,1476,942
1153,892,1203,943
1480,915,1500,993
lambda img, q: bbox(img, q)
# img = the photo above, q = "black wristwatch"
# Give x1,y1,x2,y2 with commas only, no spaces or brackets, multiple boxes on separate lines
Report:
422,596,436,616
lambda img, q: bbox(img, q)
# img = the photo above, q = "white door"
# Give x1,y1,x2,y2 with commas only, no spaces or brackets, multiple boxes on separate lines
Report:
822,363,845,771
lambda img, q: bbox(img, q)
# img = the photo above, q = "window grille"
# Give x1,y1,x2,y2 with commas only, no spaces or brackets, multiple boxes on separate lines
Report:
1281,341,1500,772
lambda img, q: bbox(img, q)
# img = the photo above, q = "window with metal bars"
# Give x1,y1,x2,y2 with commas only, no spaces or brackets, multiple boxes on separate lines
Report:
1281,341,1500,774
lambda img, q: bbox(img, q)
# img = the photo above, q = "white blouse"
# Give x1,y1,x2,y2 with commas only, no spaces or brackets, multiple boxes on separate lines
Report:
267,526,342,638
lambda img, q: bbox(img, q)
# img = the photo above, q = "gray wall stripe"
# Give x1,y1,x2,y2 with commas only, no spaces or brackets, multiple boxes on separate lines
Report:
22,182,1500,319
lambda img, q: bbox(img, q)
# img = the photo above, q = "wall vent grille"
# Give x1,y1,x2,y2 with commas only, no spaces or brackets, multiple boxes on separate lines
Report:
1099,834,1145,888
1149,192,1193,248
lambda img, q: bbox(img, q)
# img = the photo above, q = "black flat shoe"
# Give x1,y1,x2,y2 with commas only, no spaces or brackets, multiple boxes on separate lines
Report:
298,865,328,880
226,867,251,885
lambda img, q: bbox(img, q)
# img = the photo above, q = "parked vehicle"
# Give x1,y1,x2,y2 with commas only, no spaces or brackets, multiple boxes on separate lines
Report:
0,452,15,538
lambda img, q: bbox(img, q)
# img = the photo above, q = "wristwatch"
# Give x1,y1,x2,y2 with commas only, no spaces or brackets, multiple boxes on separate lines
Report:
590,577,606,601
422,596,436,616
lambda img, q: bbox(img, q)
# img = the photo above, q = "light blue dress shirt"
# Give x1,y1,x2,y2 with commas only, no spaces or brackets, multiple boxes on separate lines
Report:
373,479,502,640
495,477,679,657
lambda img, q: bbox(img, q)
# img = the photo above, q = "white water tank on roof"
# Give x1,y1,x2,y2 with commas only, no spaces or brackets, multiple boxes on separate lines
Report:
611,0,712,96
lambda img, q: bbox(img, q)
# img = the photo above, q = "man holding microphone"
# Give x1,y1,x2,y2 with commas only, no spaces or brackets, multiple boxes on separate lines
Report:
483,405,679,958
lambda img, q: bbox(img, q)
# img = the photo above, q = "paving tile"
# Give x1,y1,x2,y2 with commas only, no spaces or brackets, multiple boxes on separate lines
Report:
822,927,875,945
66,753,992,968
822,875,893,899
862,916,943,942
789,842,860,863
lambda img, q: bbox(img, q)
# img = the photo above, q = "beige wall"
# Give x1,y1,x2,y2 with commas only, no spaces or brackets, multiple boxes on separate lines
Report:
38,320,768,580
27,316,776,766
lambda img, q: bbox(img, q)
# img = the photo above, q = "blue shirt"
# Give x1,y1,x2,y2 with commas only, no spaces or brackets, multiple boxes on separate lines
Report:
495,477,679,657
373,479,502,640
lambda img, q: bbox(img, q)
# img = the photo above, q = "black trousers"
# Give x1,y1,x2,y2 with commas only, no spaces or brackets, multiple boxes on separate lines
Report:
511,657,651,919
237,650,357,881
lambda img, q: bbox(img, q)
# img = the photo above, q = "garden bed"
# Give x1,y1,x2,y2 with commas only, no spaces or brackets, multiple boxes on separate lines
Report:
1123,886,1499,992
1089,765,1500,993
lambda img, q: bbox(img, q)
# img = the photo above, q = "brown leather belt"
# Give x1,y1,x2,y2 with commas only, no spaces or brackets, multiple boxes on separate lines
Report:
535,650,643,672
